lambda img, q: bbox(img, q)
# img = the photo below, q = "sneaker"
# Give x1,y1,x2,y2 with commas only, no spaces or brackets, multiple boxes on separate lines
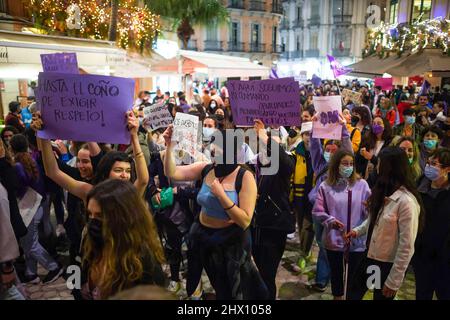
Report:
55,224,66,238
307,283,327,292
167,280,181,293
287,232,296,240
43,267,63,284
23,274,41,284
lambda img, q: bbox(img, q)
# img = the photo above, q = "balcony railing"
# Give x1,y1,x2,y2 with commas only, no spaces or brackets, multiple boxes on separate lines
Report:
249,1,266,12
293,19,303,28
186,39,197,51
309,15,321,25
333,14,352,24
271,44,283,53
272,4,283,14
290,51,303,59
228,0,245,9
250,43,266,52
228,41,245,52
305,49,320,57
204,40,223,51
332,48,351,57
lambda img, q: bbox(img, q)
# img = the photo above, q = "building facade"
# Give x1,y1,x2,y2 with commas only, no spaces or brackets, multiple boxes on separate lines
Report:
187,0,284,67
278,0,386,79
385,0,449,25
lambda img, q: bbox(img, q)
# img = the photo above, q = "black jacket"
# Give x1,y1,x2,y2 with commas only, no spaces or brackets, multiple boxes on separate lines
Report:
253,139,296,233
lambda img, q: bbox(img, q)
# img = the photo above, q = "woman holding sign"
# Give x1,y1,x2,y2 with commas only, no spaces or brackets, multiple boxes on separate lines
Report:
162,125,267,300
32,111,149,203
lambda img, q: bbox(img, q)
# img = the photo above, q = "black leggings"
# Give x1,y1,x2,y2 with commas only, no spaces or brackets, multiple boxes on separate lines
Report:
162,221,183,282
326,249,365,298
252,227,287,300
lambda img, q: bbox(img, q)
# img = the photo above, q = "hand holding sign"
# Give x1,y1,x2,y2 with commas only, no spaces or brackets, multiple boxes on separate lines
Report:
312,96,343,140
163,124,174,148
127,111,139,136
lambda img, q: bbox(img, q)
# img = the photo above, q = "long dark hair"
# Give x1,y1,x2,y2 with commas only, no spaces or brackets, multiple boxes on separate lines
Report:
361,117,392,150
367,146,425,233
92,151,134,185
10,134,39,182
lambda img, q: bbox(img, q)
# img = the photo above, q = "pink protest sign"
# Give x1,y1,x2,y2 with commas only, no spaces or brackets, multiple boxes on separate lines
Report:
312,96,343,140
374,77,393,91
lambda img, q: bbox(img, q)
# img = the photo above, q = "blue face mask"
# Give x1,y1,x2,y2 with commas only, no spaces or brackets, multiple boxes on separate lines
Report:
339,165,354,179
324,152,331,163
423,139,438,150
424,164,441,181
405,116,415,125
202,127,215,140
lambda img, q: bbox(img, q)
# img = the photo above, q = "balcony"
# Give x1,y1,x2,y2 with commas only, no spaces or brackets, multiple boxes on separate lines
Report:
305,49,320,57
227,0,245,9
293,19,303,28
272,4,283,14
332,48,351,57
290,51,303,59
309,15,321,26
186,39,197,51
333,14,352,25
271,44,283,53
280,20,290,30
250,43,266,52
249,1,266,12
228,41,245,52
204,40,223,51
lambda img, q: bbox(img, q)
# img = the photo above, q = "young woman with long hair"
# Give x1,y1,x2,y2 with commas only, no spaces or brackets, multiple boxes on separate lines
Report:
348,146,424,300
395,136,422,182
81,179,166,299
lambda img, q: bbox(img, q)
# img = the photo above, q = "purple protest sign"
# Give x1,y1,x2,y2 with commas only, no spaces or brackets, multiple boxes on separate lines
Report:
228,78,301,126
36,72,134,144
41,53,79,74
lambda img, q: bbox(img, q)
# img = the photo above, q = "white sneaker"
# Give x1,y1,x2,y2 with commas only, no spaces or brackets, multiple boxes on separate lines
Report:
168,281,181,293
287,232,296,240
56,224,66,237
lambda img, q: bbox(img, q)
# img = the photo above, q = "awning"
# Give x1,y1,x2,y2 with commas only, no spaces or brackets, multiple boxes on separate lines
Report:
0,30,127,78
151,49,270,78
385,49,450,77
347,54,410,78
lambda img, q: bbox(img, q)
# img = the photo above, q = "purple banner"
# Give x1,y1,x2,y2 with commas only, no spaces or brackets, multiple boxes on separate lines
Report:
36,72,134,144
327,54,352,78
228,78,301,126
41,53,79,74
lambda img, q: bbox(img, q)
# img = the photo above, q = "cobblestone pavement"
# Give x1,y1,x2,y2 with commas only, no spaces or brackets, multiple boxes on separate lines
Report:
27,234,416,300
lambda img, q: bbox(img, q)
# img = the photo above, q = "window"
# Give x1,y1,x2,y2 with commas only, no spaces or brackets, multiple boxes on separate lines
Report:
252,24,260,45
389,0,399,24
0,0,7,13
296,36,300,51
206,21,218,40
311,1,320,16
282,37,286,52
310,33,318,49
411,0,432,22
272,26,277,48
231,22,239,44
297,6,302,20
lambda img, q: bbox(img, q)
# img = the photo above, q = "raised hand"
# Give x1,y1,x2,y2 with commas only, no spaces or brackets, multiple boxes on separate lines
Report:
162,124,174,147
126,110,138,136
30,111,43,132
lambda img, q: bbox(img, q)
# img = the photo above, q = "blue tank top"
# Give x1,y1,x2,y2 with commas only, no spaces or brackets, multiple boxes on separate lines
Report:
197,183,239,221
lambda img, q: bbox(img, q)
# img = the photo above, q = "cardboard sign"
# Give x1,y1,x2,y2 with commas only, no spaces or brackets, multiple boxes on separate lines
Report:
312,96,343,140
41,53,79,74
228,78,301,126
171,113,199,158
36,72,134,144
142,102,173,130
341,88,362,105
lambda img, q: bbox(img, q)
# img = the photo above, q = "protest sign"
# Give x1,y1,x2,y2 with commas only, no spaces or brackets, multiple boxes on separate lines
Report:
36,72,134,144
142,102,173,130
374,77,393,91
341,88,362,105
228,77,301,126
312,96,342,140
171,113,199,158
41,53,79,74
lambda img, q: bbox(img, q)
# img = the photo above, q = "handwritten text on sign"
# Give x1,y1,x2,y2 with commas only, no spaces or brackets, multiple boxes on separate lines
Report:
36,72,134,144
312,96,343,140
41,53,79,74
142,102,173,130
171,113,199,158
228,78,301,126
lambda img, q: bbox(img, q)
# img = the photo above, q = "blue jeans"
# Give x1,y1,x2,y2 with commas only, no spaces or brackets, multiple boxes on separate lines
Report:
0,285,26,300
313,220,330,287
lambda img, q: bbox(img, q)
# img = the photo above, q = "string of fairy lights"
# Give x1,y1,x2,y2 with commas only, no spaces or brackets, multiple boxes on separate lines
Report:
27,0,161,53
363,16,450,58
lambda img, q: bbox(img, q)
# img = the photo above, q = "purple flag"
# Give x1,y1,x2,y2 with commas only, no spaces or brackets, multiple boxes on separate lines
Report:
36,72,135,144
41,53,79,74
327,54,352,78
419,80,431,96
228,78,301,126
311,74,322,87
269,68,279,79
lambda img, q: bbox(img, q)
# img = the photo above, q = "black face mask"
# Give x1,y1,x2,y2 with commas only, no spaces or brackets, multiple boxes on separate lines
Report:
87,218,104,250
216,114,225,121
288,128,298,138
351,115,360,126
211,132,240,178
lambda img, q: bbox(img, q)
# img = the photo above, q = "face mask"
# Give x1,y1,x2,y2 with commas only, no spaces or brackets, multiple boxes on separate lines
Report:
202,127,215,141
216,114,224,121
424,164,441,181
210,103,217,110
404,116,415,125
138,117,143,126
87,218,104,250
372,124,384,135
324,152,331,163
339,165,353,179
408,157,414,165
288,128,298,139
351,116,360,126
423,139,438,150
